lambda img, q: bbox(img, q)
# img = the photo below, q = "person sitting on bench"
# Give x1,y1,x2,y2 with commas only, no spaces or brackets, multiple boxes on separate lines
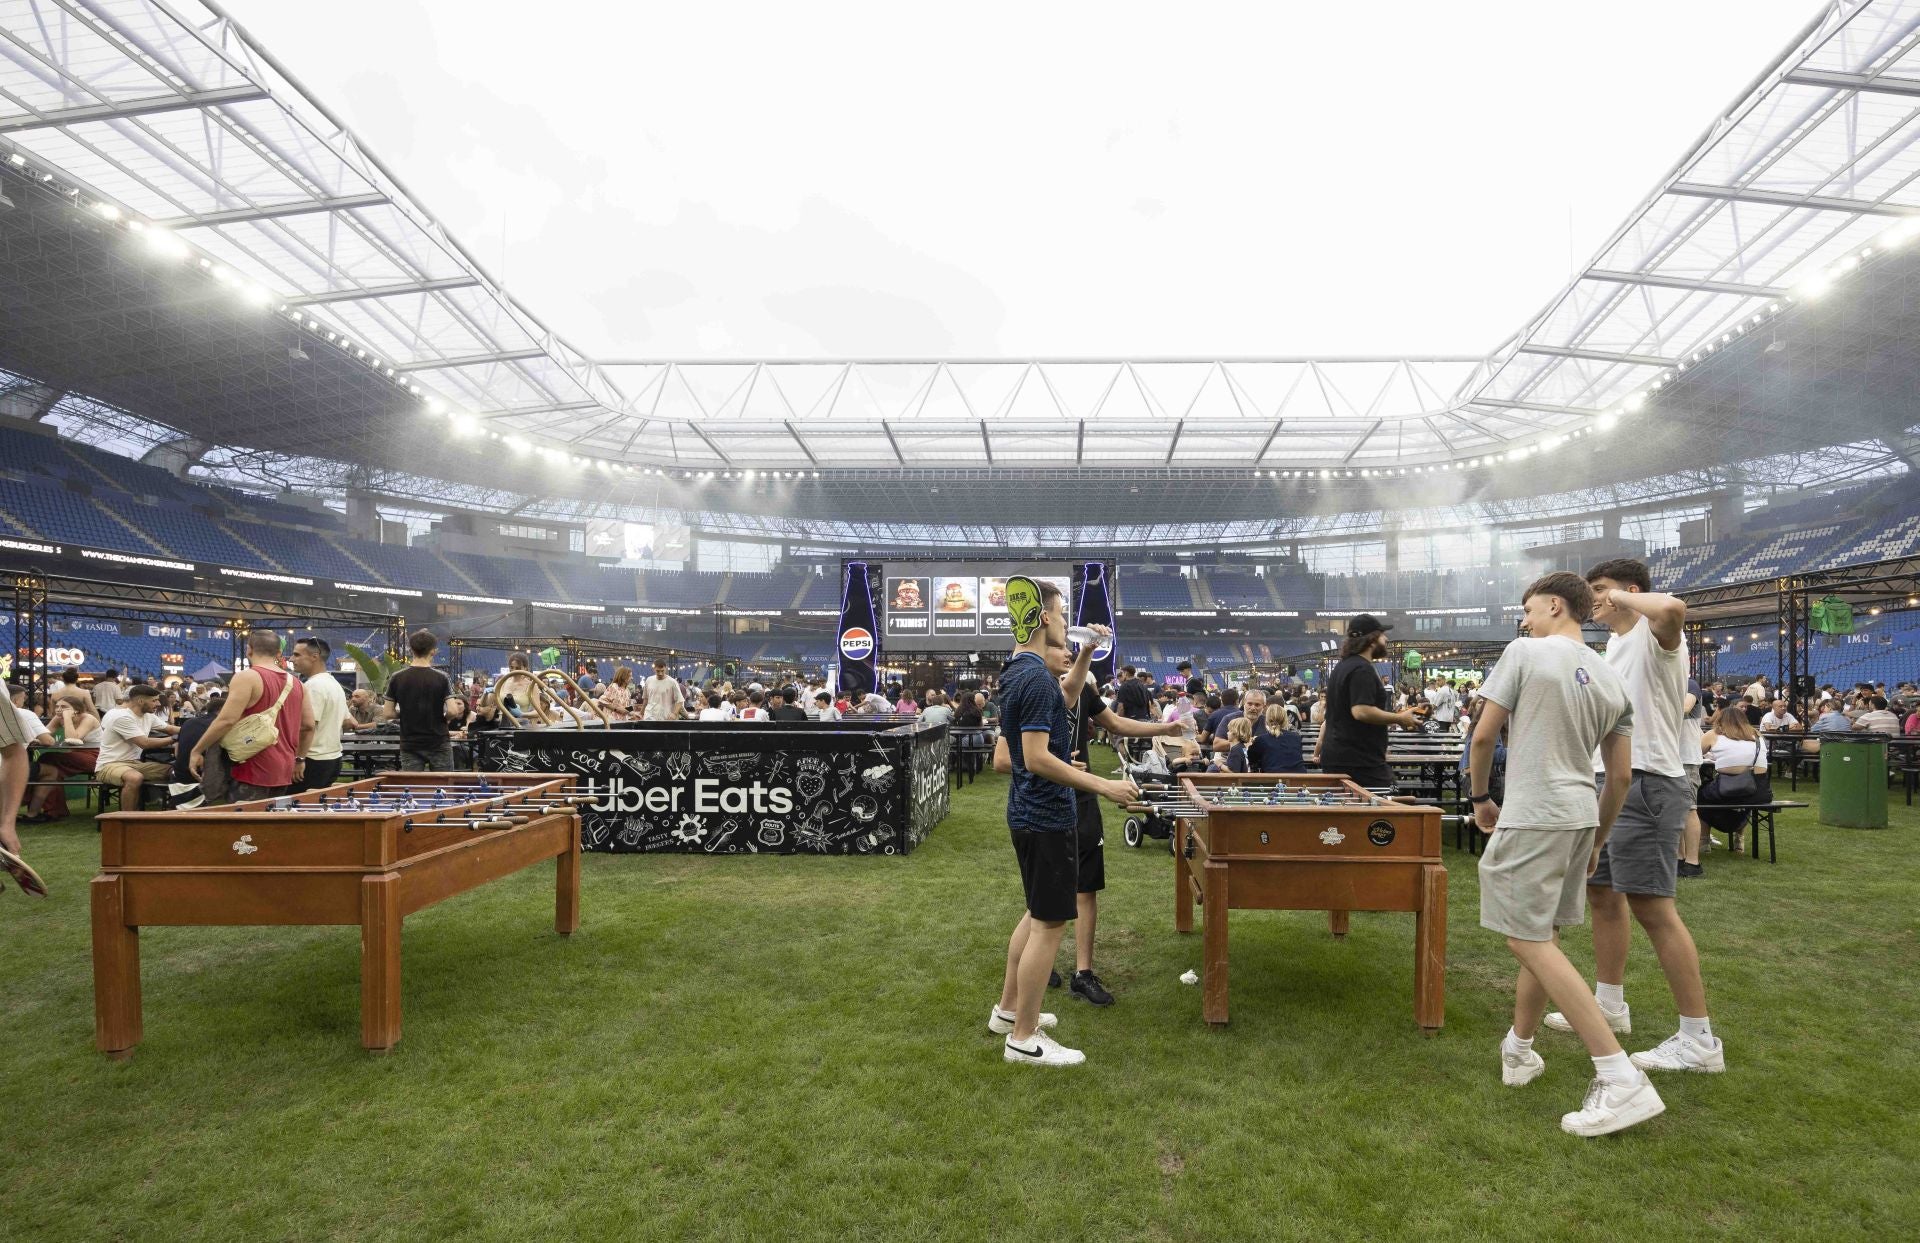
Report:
94,685,175,812
1698,706,1770,856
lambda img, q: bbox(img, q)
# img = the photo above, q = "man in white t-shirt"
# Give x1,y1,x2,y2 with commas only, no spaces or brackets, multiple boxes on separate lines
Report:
1543,559,1723,1077
640,659,685,722
696,691,730,722
1758,700,1800,733
813,691,841,722
291,636,347,792
95,684,175,810
1427,678,1460,727
1470,571,1661,1137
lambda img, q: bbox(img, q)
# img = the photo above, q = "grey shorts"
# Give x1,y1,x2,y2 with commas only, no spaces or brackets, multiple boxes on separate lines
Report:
1588,771,1691,898
1479,825,1597,942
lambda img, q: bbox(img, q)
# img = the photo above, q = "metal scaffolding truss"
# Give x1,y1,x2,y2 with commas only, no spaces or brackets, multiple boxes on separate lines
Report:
6,1,1920,475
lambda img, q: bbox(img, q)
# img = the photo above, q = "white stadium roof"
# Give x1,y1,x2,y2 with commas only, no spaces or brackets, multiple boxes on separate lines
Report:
5,1,1920,474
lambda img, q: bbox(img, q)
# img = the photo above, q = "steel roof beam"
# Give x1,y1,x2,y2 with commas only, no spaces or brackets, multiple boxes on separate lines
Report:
880,422,907,464
1583,268,1789,299
1517,344,1678,368
1476,398,1604,416
784,421,820,465
689,424,733,465
148,192,391,229
394,348,547,373
479,400,602,422
284,276,481,306
1783,68,1920,98
980,421,994,465
1664,180,1916,217
1164,419,1184,463
0,86,269,133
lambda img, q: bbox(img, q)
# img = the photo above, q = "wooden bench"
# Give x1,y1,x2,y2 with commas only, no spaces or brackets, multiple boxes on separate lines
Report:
1694,800,1807,864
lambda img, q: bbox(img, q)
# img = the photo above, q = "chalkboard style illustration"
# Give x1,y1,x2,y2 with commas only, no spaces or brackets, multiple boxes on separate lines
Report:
475,723,949,854
796,756,830,802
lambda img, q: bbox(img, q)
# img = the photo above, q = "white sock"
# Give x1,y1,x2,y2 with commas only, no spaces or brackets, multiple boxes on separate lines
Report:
1596,982,1625,1009
1592,1051,1639,1086
1679,1015,1714,1043
1504,1028,1534,1054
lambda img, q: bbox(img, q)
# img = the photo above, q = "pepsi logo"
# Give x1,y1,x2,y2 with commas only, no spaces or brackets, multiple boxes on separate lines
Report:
839,627,875,660
1093,632,1114,657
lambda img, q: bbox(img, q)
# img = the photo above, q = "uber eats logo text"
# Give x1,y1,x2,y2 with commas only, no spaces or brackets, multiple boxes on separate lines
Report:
582,778,794,816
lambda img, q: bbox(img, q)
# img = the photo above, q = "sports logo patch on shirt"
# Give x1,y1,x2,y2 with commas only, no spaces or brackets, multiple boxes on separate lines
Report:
1574,667,1591,685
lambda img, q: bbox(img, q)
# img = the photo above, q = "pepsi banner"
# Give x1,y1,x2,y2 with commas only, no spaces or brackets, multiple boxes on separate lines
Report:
1074,561,1118,685
837,560,879,697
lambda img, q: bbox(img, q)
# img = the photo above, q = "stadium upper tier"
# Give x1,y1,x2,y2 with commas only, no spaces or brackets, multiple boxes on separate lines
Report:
4,422,1919,611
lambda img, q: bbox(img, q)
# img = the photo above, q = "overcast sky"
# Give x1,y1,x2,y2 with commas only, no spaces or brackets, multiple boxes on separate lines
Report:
227,0,1823,361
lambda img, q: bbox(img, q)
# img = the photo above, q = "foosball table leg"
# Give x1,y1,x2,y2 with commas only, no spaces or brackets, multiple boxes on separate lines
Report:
555,816,581,936
1201,862,1230,1025
1173,821,1194,934
1414,863,1447,1032
91,875,142,1060
360,872,403,1053
1328,910,1350,939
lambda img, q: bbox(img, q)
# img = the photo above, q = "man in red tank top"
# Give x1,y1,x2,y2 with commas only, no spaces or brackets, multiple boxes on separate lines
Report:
188,630,317,803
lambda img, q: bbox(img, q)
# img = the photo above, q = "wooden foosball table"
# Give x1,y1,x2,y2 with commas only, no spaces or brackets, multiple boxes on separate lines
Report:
91,773,587,1058
1148,772,1446,1029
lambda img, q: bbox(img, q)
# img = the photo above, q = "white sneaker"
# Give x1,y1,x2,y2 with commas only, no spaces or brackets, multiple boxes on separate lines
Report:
1502,1042,1546,1087
987,1006,1058,1036
1630,1031,1726,1073
1544,1001,1630,1035
1560,1074,1665,1137
1003,1029,1085,1067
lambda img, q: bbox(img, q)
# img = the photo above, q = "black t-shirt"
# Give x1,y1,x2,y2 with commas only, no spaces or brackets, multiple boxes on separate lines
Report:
1116,679,1152,721
386,665,452,750
1322,655,1389,769
1071,681,1105,808
768,704,809,722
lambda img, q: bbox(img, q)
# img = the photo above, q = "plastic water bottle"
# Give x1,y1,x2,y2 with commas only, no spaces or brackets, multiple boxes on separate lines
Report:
1066,625,1100,646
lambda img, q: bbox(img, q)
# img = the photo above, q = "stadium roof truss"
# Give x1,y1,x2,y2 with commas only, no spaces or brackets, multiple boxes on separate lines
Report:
5,1,1920,479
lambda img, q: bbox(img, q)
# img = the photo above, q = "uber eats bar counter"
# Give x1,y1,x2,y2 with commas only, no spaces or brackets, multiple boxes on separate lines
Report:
472,720,950,855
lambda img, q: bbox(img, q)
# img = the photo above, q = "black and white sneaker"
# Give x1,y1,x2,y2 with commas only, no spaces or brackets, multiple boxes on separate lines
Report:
1069,970,1115,1006
1048,969,1062,989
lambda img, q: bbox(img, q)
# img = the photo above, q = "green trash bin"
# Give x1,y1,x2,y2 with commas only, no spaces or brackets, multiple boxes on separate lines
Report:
1818,737,1889,829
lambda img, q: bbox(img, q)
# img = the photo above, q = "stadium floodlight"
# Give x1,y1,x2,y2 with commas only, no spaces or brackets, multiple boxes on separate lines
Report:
92,202,120,221
6,153,22,166
240,284,271,307
1794,272,1835,300
1597,413,1620,432
143,229,188,260
503,435,530,453
1623,393,1645,413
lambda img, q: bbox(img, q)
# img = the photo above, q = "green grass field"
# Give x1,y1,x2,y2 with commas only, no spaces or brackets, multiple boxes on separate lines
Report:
5,752,1918,1241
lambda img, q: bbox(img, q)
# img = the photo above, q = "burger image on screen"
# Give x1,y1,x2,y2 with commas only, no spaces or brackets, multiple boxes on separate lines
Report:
938,580,974,612
985,579,1007,608
892,580,923,609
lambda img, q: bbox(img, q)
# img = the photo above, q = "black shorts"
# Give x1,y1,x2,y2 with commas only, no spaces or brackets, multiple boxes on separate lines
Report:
1321,757,1394,791
1074,792,1105,894
296,756,343,793
1011,826,1078,922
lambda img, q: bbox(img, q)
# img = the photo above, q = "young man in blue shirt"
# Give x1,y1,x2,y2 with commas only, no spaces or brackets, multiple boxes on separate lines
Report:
989,578,1140,1066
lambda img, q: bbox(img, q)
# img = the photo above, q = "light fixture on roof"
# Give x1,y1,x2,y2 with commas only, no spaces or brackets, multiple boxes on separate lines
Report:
1623,393,1645,413
143,229,188,260
6,153,22,167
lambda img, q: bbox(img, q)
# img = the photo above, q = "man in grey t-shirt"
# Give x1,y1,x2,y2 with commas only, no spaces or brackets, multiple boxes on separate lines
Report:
1469,572,1661,1138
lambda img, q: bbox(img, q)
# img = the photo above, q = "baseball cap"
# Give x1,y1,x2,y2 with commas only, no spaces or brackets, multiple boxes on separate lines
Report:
1346,613,1393,638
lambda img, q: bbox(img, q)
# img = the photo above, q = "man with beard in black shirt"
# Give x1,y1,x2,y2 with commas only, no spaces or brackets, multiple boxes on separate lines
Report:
1315,614,1420,791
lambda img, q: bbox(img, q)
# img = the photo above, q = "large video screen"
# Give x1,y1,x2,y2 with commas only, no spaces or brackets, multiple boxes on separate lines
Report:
881,562,1075,651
